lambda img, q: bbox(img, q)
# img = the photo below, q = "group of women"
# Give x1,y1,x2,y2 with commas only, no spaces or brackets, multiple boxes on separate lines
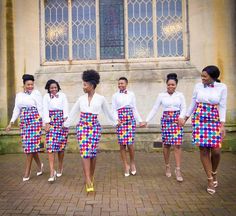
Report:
6,65,227,195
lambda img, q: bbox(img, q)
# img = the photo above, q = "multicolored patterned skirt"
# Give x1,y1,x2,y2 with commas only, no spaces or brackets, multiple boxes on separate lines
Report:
161,110,183,145
76,112,102,158
192,102,222,148
20,107,43,153
117,107,136,146
46,110,69,153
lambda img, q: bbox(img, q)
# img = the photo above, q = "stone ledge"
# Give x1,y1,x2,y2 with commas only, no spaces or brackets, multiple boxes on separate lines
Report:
1,124,235,135
0,125,235,154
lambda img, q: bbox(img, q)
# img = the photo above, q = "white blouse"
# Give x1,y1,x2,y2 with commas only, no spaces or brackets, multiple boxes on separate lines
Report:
112,90,142,123
146,91,186,122
186,82,227,122
10,90,43,123
43,92,69,123
64,93,118,127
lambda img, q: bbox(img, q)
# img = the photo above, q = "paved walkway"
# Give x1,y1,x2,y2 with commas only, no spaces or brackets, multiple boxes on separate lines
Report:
0,151,235,216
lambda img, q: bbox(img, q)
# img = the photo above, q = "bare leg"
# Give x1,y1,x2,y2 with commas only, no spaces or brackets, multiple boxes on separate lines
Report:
199,147,214,190
163,144,171,165
211,147,221,183
57,151,64,173
48,153,55,177
81,158,92,185
174,145,183,181
127,144,136,172
163,144,172,177
120,145,130,174
90,157,96,180
33,153,42,171
24,153,33,178
174,145,181,168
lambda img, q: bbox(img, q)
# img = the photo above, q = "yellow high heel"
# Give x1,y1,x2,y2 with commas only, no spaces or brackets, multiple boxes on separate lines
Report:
85,182,94,193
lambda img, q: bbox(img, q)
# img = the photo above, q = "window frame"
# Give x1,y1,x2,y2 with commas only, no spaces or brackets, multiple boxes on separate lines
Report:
40,0,189,65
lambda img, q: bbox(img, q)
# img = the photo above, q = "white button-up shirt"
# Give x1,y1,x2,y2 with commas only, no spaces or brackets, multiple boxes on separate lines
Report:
43,92,69,123
186,82,227,122
112,90,142,123
64,93,117,127
146,91,186,122
10,90,43,123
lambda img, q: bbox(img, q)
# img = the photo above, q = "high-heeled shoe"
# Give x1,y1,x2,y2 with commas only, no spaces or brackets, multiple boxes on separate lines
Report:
124,165,130,177
56,169,63,178
23,172,31,182
48,170,57,182
207,177,216,195
212,171,218,188
175,167,183,182
165,164,171,177
130,165,137,176
36,163,44,176
85,182,94,193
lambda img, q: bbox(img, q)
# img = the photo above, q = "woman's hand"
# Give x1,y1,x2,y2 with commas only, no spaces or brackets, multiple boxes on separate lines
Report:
45,123,51,133
182,116,189,126
139,122,147,128
117,119,122,127
178,118,185,127
6,123,12,132
220,123,226,139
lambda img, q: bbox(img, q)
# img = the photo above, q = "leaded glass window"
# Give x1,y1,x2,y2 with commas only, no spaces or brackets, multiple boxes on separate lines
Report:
72,0,96,60
45,0,69,61
99,0,125,59
42,0,186,63
128,0,154,58
156,0,183,57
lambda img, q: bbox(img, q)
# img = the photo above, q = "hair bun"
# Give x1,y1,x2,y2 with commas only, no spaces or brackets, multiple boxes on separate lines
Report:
167,73,177,79
82,70,100,85
22,74,34,83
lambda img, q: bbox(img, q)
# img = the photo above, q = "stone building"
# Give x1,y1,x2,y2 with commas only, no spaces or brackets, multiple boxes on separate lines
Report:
0,0,235,152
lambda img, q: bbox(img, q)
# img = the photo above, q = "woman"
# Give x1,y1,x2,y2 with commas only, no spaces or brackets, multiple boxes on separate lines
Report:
185,65,227,195
64,70,118,193
43,79,69,182
6,74,44,181
145,73,186,182
112,77,143,177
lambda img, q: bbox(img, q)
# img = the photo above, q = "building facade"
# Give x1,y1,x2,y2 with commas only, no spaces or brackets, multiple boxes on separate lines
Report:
0,0,235,152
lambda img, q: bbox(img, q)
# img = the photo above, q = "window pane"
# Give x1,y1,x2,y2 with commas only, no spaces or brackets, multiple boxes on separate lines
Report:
45,0,69,61
128,0,154,58
72,0,96,60
156,0,183,57
100,0,125,59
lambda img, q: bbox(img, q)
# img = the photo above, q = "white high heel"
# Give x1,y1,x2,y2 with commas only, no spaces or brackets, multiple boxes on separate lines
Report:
165,164,171,177
207,177,216,195
48,170,57,182
56,169,63,178
130,165,137,176
23,172,31,182
212,171,218,188
124,166,130,177
175,167,183,182
36,163,44,176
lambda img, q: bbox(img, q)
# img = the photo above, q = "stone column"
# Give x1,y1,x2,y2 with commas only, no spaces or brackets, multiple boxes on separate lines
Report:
213,0,236,124
0,0,11,127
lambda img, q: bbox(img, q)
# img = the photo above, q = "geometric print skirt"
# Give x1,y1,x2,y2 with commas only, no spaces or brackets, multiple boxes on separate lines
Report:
46,110,69,153
161,110,183,145
117,107,136,146
192,102,222,148
76,112,102,158
19,107,43,153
